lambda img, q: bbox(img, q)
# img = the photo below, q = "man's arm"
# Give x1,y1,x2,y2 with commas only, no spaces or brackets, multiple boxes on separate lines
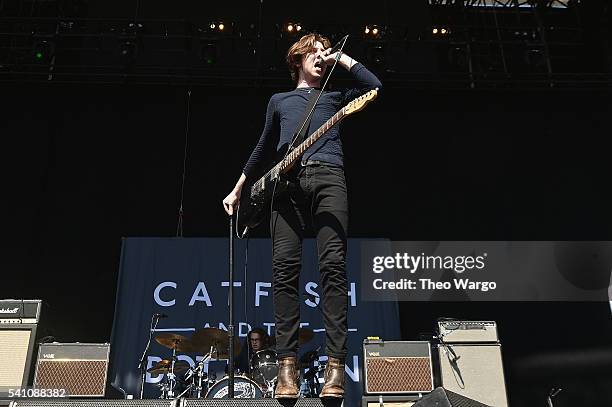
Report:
223,96,278,215
322,49,382,102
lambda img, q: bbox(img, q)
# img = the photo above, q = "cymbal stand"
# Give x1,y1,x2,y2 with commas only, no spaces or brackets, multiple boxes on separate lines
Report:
194,348,213,398
166,342,178,398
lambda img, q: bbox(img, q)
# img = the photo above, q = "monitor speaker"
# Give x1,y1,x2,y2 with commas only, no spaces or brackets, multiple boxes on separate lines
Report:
413,387,492,407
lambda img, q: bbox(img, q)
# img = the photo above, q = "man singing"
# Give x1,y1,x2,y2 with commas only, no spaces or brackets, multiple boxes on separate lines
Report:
223,33,381,398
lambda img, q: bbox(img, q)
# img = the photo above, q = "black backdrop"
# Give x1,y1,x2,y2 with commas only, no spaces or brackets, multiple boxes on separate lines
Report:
4,82,612,406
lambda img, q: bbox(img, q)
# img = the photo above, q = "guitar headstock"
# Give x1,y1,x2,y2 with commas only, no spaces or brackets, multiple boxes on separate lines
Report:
344,88,378,116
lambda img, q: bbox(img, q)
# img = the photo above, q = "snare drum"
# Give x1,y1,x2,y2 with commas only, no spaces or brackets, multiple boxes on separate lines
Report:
249,349,278,386
205,375,264,399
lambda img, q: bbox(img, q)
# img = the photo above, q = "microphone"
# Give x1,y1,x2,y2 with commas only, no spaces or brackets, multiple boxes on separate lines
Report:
154,313,168,319
328,35,349,55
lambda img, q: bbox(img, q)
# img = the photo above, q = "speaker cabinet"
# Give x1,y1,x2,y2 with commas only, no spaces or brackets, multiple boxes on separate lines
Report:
363,340,434,395
33,343,110,397
413,387,492,407
0,323,37,387
437,344,508,407
362,394,423,407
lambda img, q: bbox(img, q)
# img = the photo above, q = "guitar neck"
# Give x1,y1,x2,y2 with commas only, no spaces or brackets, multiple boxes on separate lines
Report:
279,107,346,172
249,88,377,199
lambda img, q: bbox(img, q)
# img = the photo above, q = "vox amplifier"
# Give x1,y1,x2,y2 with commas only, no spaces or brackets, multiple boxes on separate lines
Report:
363,340,434,395
33,343,110,397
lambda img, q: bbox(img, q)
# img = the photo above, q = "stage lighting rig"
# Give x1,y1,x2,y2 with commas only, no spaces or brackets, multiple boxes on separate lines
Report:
432,27,451,36
364,25,384,39
285,22,303,34
208,21,229,32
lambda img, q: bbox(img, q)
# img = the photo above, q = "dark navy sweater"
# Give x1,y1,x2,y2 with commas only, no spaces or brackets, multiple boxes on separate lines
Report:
242,63,382,178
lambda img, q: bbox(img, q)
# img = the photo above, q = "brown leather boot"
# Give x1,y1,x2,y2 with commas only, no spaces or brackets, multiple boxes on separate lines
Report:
274,356,300,398
320,356,345,398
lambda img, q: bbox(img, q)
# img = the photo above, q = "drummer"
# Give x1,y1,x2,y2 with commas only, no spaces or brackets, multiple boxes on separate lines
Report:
234,328,271,374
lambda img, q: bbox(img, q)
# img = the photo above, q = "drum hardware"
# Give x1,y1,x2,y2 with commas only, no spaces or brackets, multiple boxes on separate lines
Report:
249,349,278,397
152,333,202,399
299,346,324,398
181,345,217,399
205,374,264,399
147,328,325,399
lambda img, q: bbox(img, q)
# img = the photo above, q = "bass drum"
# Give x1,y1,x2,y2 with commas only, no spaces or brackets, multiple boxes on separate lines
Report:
205,375,264,399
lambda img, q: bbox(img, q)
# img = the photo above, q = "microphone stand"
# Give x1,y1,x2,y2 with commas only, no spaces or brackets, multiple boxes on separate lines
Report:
228,215,235,398
138,314,161,399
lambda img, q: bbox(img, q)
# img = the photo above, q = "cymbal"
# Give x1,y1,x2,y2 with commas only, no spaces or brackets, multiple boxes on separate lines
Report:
154,333,196,353
268,327,314,346
298,328,314,345
190,327,242,358
147,359,190,375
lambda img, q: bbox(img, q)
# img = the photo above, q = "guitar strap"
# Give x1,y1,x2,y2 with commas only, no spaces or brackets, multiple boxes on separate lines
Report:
289,89,321,154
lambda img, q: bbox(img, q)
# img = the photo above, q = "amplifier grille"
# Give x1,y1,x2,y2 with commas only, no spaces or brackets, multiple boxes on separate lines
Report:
35,360,108,396
0,329,31,386
366,357,432,393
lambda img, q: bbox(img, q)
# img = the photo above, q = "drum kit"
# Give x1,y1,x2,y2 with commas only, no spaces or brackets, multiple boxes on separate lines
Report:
147,327,324,399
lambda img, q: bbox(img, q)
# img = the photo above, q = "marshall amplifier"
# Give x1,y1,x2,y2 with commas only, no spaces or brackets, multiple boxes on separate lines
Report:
0,299,41,324
363,339,434,395
0,299,41,387
437,320,499,344
34,343,110,397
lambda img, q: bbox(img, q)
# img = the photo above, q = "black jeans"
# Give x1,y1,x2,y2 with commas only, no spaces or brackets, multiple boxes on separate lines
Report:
270,163,349,361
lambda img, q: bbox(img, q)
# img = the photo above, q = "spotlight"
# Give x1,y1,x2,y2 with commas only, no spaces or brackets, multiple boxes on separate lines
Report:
284,22,303,35
208,21,229,32
433,28,439,34
441,28,447,34
364,24,383,39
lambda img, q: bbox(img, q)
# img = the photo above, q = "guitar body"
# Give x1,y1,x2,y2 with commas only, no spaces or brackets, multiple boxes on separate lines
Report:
236,173,290,237
235,88,378,238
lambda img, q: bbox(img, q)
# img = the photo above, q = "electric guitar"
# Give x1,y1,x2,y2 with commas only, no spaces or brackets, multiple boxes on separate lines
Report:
236,88,378,237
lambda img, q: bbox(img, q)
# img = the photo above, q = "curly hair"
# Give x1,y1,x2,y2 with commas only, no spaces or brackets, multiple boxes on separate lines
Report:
286,33,331,83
